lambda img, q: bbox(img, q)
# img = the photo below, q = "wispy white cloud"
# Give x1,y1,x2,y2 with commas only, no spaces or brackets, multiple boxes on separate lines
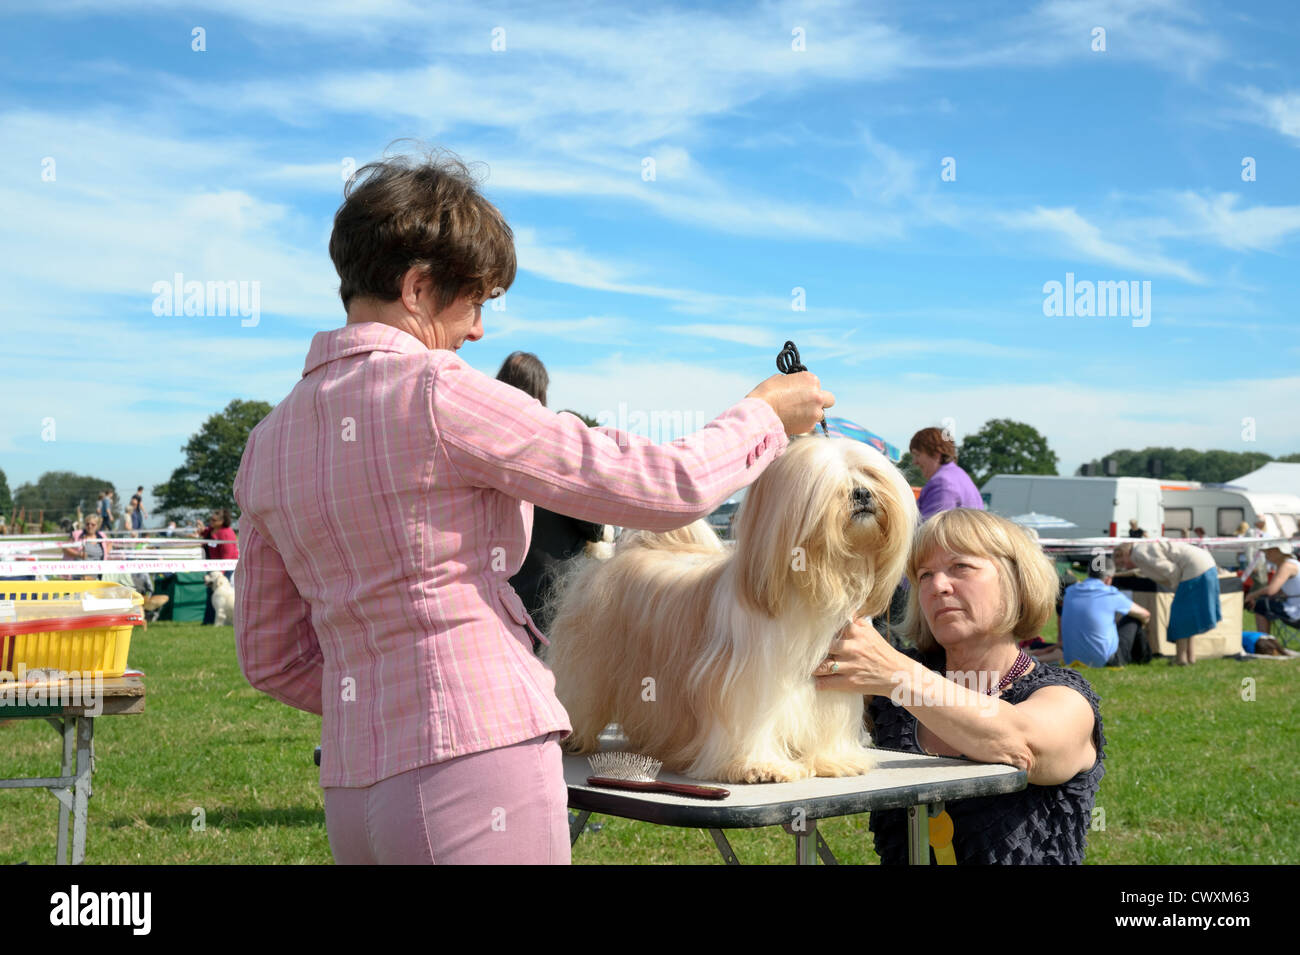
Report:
671,324,779,348
0,312,306,456
1170,192,1300,251
846,127,922,205
1235,85,1300,143
480,313,634,347
0,111,341,323
1011,0,1227,77
1000,206,1204,283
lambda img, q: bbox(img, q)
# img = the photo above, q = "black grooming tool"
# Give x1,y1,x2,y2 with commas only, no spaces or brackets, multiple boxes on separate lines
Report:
776,340,829,435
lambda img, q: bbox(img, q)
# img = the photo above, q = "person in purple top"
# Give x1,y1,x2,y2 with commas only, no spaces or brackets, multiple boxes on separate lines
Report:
910,426,985,521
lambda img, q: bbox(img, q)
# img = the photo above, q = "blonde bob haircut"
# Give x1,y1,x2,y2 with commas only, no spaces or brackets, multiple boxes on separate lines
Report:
903,508,1058,654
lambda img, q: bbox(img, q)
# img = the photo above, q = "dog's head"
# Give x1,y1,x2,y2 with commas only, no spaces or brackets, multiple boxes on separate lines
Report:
732,436,917,619
204,571,223,587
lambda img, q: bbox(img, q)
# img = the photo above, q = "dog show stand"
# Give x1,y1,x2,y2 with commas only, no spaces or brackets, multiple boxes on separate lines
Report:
0,674,146,864
566,748,1026,864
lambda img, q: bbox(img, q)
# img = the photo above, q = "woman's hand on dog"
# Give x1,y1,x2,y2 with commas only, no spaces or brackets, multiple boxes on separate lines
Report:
746,372,835,436
814,617,911,696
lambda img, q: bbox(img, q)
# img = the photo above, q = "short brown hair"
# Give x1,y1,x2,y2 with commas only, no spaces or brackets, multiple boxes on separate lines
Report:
496,352,549,406
329,146,517,313
903,508,1057,653
910,426,957,464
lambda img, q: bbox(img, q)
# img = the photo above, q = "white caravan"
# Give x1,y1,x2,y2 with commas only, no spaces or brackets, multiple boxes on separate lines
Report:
980,475,1166,539
1160,487,1300,539
1161,486,1300,570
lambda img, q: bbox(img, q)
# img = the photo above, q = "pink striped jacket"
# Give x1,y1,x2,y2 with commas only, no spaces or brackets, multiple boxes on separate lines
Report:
233,322,789,788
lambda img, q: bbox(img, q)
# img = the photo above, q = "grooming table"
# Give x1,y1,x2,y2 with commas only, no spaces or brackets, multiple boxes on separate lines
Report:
0,675,146,864
566,748,1026,864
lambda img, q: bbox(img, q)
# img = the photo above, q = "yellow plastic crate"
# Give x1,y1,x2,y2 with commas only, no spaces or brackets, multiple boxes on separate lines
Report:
0,581,143,678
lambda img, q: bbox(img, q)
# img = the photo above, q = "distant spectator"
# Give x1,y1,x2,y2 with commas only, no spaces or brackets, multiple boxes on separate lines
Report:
1061,556,1152,668
62,514,111,581
1234,521,1253,573
99,489,115,531
496,352,604,640
194,509,239,626
1127,518,1145,539
909,426,984,522
125,498,144,536
164,521,178,538
1243,518,1270,587
1244,544,1300,634
496,350,550,406
0,515,6,535
129,487,148,530
1114,541,1220,666
194,509,239,567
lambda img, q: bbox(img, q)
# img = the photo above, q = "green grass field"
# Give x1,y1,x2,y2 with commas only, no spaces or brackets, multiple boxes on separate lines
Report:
1,618,1296,864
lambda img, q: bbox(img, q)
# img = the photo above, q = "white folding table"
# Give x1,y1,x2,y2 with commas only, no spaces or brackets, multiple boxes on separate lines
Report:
566,747,1026,864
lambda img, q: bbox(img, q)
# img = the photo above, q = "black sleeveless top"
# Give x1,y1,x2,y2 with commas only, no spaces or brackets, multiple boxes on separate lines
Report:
867,650,1106,865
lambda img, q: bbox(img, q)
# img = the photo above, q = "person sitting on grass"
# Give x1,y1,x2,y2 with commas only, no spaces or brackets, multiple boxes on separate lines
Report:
1060,556,1151,668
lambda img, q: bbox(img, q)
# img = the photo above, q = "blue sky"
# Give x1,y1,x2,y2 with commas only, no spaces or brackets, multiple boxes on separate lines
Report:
2,0,1298,521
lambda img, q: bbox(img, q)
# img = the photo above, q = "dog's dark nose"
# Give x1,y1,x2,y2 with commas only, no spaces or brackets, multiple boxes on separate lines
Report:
851,487,873,510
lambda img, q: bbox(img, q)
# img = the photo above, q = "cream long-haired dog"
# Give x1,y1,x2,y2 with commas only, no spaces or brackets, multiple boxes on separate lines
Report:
205,571,235,626
546,436,918,783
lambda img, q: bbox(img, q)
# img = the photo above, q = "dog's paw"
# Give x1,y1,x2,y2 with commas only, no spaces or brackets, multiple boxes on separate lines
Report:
809,749,876,778
723,761,815,784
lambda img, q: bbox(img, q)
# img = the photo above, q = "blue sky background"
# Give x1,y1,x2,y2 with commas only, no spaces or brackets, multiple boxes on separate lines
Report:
2,0,1298,522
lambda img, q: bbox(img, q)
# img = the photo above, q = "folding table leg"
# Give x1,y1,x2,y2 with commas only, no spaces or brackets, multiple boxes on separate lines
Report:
708,829,739,865
57,718,73,866
71,717,93,865
569,810,591,846
815,830,839,865
906,804,930,865
783,819,820,865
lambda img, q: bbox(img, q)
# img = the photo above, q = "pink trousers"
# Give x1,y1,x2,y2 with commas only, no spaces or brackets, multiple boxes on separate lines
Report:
323,733,571,864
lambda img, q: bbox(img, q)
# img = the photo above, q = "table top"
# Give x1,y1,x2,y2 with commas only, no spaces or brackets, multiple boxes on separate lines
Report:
566,748,1026,829
0,673,145,717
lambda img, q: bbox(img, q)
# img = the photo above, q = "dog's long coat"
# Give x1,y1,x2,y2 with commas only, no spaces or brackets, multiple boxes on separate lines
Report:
547,437,917,783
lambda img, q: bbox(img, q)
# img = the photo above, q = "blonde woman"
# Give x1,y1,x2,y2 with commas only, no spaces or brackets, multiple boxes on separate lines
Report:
62,514,112,581
815,508,1104,864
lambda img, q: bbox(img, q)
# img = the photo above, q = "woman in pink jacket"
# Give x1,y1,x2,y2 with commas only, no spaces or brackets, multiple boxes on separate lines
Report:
232,151,831,864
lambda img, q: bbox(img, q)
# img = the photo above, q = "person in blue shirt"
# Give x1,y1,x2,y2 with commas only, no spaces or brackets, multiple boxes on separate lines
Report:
1061,556,1152,667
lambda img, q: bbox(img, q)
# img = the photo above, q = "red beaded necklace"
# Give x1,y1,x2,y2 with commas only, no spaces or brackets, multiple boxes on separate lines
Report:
990,650,1033,695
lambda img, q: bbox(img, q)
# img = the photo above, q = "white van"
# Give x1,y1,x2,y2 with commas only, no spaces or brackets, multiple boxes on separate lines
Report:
980,475,1166,539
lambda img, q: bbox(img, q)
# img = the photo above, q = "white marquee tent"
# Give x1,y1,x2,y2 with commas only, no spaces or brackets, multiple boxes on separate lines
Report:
1228,462,1300,497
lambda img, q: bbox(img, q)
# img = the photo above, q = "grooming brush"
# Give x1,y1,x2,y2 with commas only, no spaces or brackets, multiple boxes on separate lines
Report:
776,340,829,435
586,752,730,799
